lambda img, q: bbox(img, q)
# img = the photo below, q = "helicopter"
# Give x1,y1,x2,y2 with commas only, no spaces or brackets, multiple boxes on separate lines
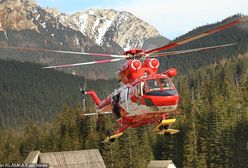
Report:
2,17,248,143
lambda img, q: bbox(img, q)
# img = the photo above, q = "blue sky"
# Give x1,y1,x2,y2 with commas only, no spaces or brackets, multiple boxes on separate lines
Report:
36,0,248,40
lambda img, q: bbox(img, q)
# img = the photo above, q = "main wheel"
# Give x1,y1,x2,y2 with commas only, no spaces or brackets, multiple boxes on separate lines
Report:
159,126,164,131
109,138,115,143
159,125,169,131
163,125,169,130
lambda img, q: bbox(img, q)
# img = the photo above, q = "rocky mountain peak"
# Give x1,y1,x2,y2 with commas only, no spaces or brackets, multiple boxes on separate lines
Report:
44,7,62,18
0,1,169,51
57,8,166,50
45,8,169,51
0,0,39,31
0,0,37,6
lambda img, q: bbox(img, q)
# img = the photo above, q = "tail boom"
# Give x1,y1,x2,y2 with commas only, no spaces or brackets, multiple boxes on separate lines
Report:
85,91,112,111
85,91,101,106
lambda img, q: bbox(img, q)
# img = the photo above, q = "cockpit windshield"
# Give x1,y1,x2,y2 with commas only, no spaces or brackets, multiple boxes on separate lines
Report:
145,78,173,91
146,79,160,91
159,78,173,89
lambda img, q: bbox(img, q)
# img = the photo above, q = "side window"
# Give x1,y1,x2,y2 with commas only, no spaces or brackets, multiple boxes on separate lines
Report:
159,78,173,89
141,82,145,96
127,87,129,100
135,85,140,97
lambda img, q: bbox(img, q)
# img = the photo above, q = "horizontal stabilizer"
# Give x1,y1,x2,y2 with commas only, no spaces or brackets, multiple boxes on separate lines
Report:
83,111,112,116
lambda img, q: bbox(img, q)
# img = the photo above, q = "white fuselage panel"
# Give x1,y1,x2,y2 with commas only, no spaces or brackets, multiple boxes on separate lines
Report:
118,87,177,117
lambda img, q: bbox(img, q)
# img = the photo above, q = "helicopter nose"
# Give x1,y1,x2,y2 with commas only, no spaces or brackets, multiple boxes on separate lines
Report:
143,89,179,106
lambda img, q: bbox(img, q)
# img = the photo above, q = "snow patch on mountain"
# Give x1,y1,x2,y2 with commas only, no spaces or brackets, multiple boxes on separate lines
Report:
93,15,116,45
77,14,88,34
48,8,165,51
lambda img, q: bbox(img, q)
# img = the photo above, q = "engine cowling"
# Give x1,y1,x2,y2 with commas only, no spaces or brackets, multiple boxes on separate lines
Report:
142,58,160,69
119,58,160,84
129,59,141,71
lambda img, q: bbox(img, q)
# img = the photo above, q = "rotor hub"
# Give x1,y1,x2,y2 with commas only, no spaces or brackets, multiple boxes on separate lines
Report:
124,49,145,58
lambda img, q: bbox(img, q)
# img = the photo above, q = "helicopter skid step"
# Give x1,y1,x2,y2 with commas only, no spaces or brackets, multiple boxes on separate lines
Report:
153,118,177,133
102,132,124,143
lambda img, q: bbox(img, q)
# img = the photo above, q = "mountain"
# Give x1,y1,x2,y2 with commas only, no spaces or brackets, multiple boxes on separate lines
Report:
45,8,170,51
0,0,169,79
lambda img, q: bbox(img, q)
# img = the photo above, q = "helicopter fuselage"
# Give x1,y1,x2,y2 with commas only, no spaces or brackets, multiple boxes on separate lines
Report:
86,58,179,128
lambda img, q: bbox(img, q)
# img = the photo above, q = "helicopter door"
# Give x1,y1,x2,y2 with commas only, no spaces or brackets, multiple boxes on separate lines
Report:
135,82,145,97
119,88,129,112
140,81,145,96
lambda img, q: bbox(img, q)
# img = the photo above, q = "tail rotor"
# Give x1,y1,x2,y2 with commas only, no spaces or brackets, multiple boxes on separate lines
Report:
80,81,87,112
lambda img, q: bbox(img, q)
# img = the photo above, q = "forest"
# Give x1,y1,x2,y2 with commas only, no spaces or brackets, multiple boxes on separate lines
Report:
0,54,248,167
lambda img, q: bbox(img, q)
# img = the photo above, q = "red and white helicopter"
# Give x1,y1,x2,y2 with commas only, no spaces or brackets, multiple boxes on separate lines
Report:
3,17,248,142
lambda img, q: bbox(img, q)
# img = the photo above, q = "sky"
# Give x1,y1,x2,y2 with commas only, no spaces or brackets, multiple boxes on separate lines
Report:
36,0,248,40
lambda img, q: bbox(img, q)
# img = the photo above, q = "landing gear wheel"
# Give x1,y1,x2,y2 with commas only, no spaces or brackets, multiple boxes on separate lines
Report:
109,138,115,143
159,126,164,131
163,125,169,130
159,125,169,131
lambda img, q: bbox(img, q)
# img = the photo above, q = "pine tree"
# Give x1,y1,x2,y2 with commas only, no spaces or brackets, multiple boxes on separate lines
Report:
19,121,42,159
0,130,22,162
183,102,198,168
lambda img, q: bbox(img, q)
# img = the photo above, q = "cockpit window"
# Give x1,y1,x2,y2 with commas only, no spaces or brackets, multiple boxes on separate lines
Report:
145,78,173,91
146,79,161,91
141,81,145,95
159,78,173,89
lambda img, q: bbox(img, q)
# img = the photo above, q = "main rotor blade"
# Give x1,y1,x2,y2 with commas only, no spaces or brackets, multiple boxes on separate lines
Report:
0,46,126,58
150,43,236,57
145,17,248,55
43,58,125,69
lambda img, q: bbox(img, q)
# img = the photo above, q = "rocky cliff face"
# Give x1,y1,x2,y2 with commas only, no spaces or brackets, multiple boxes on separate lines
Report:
0,0,98,51
46,8,169,51
0,0,38,31
0,0,170,79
